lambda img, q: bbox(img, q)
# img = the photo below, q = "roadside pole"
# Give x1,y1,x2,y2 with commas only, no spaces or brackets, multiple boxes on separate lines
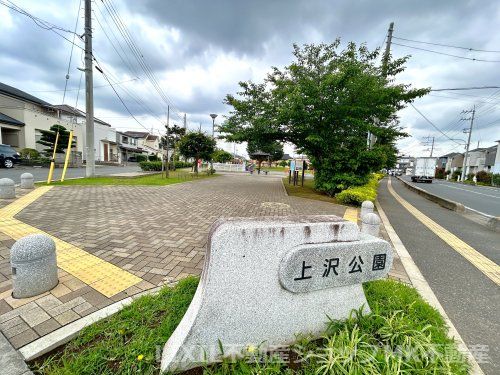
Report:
84,0,95,177
460,105,475,182
165,106,170,178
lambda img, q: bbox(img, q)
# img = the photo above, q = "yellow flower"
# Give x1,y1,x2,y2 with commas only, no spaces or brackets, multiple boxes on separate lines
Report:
137,354,144,361
118,329,125,335
247,345,256,354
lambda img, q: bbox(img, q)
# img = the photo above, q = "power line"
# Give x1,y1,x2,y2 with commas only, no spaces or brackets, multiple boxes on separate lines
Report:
30,78,139,93
393,36,500,53
431,86,500,91
410,103,464,145
0,0,84,51
392,42,500,63
62,0,83,104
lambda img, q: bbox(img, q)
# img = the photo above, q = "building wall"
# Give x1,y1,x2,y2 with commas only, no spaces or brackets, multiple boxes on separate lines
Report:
0,94,84,152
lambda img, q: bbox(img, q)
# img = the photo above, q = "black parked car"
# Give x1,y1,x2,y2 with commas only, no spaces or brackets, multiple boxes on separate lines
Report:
0,144,21,168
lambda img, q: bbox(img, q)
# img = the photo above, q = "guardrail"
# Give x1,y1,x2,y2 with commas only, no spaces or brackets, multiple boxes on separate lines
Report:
396,176,499,232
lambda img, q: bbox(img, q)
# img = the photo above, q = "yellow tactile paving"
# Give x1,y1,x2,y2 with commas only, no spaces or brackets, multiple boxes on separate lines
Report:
0,187,142,297
387,178,500,286
343,207,358,223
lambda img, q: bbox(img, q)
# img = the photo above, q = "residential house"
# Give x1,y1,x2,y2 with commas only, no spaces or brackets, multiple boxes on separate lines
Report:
122,131,161,157
53,104,118,163
437,152,460,169
0,82,83,153
395,155,414,174
493,140,500,174
444,153,464,173
116,131,147,163
484,145,497,172
463,145,497,175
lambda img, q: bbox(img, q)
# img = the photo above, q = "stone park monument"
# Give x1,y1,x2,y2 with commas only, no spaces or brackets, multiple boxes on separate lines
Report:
161,215,393,373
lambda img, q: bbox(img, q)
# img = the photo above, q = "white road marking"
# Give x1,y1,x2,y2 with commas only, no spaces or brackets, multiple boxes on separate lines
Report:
433,183,500,199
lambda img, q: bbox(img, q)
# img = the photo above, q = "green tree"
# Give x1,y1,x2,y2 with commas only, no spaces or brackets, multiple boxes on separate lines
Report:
212,149,233,163
220,41,428,195
160,124,186,166
36,124,75,155
178,132,216,173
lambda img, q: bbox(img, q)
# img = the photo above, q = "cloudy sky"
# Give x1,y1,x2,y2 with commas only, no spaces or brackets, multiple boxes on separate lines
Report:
1,0,500,157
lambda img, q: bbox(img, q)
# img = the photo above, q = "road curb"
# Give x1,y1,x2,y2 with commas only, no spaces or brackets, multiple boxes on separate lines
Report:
375,199,484,375
396,177,500,232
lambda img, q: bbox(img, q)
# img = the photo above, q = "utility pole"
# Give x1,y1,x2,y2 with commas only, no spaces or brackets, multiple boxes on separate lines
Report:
460,105,475,182
183,113,187,130
423,136,435,157
382,22,394,77
84,0,95,177
165,106,170,178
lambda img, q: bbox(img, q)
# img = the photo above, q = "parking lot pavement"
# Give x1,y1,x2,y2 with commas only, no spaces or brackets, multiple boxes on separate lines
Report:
0,164,142,183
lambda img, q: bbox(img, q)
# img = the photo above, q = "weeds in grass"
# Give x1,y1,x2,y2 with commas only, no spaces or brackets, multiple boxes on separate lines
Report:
32,279,468,375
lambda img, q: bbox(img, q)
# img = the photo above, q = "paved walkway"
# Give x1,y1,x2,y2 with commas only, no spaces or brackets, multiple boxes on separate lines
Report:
0,174,408,353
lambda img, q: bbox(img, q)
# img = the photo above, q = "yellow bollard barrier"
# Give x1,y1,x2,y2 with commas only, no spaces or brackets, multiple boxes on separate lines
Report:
60,130,73,182
46,131,60,184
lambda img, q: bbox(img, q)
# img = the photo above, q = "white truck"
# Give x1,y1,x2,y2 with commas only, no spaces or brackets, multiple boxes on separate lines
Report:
411,157,437,183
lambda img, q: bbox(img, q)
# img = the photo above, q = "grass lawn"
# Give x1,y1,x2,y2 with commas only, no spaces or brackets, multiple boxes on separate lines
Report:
38,171,216,186
282,177,339,204
32,278,468,374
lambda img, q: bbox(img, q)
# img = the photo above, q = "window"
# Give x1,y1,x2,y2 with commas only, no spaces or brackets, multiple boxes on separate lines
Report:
122,136,128,144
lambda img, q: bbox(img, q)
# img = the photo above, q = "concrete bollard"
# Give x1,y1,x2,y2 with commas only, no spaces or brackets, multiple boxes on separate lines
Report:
360,200,374,220
10,234,58,299
0,178,16,199
20,173,35,189
361,213,381,237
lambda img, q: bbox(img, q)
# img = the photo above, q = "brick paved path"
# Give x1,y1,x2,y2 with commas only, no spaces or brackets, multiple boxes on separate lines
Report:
0,174,406,349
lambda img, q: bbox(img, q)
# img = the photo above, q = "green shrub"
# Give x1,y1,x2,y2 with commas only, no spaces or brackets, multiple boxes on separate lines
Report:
466,172,475,181
335,174,381,206
434,167,445,179
148,154,159,162
139,161,193,171
476,171,492,184
493,174,500,186
139,161,162,171
19,148,40,160
451,170,461,181
134,154,147,162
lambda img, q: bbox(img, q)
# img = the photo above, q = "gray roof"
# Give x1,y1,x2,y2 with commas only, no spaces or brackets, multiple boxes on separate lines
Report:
439,152,462,158
0,112,24,127
123,131,149,138
0,82,51,107
52,104,111,127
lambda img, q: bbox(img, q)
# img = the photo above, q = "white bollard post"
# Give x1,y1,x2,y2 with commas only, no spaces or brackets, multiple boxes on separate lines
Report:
360,200,374,220
20,173,35,189
361,213,381,237
0,178,16,199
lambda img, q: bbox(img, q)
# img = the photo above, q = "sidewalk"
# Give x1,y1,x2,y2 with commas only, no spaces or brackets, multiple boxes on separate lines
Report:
0,174,409,367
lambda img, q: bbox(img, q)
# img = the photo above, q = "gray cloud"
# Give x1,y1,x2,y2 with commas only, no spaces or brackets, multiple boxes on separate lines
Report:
1,0,499,155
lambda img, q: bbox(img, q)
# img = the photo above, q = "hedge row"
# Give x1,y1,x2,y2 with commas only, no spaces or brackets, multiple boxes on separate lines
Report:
335,173,384,206
139,161,193,171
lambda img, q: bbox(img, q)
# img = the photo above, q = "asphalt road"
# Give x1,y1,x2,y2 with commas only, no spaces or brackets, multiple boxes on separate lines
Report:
378,177,500,374
401,175,500,217
0,164,142,183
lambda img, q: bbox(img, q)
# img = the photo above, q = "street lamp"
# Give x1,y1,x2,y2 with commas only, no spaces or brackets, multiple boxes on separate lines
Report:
210,113,218,137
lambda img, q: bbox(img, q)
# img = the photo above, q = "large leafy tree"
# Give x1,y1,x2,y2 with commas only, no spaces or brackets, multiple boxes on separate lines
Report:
36,124,75,155
220,41,428,195
160,124,186,163
178,132,216,173
212,149,233,163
